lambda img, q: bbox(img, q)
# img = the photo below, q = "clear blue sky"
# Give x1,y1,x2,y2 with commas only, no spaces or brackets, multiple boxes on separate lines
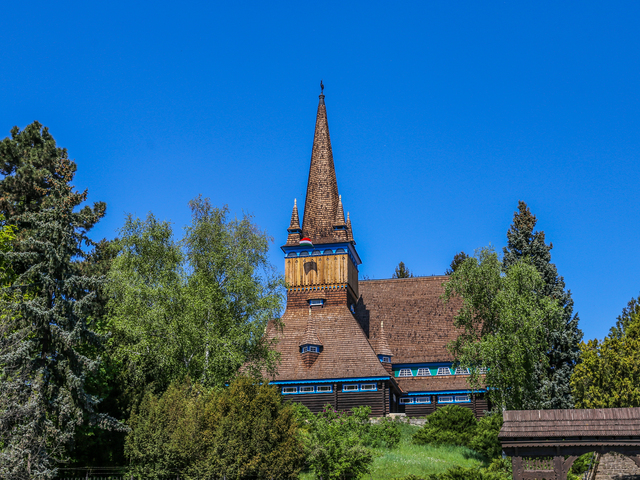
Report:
2,1,639,342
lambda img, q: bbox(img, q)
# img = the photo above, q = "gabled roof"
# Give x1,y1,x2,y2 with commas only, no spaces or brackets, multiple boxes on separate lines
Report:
355,276,463,364
265,304,390,381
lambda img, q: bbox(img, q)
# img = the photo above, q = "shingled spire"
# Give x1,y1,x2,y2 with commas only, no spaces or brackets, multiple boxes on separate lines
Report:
286,199,302,245
301,94,342,244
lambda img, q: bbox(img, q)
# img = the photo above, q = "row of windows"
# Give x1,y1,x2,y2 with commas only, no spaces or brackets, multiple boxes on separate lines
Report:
400,394,471,405
287,248,347,258
396,367,487,377
282,383,377,394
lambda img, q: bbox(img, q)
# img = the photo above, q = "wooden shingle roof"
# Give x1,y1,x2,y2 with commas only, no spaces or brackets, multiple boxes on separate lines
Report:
355,276,462,363
295,94,351,246
266,304,390,381
396,375,477,393
500,408,640,439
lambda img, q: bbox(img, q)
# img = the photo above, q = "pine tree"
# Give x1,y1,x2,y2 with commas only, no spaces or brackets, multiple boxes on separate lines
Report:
502,201,583,409
392,261,413,278
445,251,469,275
0,122,122,478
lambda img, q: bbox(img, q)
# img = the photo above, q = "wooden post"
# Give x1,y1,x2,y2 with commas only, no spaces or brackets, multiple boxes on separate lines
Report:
512,456,523,480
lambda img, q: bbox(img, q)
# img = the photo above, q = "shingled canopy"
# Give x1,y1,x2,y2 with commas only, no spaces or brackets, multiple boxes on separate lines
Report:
499,408,640,480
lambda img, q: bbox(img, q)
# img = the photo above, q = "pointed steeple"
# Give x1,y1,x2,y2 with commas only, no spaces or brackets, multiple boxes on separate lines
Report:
301,94,342,244
346,212,354,243
335,195,346,227
286,199,302,245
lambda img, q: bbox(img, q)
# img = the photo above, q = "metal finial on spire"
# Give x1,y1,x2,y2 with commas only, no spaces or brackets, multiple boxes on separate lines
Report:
320,80,324,94
294,198,297,207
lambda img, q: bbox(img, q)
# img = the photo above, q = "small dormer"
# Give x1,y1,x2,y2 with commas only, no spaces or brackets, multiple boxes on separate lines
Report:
300,344,322,367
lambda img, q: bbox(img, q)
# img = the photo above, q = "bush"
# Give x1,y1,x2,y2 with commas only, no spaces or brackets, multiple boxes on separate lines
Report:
366,417,401,449
412,405,478,448
125,377,305,479
392,458,511,480
469,412,503,459
304,405,374,480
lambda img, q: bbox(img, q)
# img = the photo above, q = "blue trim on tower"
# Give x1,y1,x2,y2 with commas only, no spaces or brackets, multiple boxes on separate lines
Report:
281,242,362,266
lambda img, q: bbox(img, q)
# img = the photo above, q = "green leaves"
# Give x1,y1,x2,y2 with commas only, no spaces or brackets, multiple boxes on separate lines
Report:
571,294,640,408
443,247,564,410
125,377,305,479
107,197,285,395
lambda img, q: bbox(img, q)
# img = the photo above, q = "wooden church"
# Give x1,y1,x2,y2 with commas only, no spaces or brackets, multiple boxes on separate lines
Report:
264,92,488,417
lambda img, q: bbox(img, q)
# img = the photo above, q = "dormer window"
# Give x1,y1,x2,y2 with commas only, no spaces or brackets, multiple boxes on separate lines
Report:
437,367,451,376
378,355,391,363
308,299,325,307
398,368,413,377
417,368,431,376
300,345,321,353
454,367,470,375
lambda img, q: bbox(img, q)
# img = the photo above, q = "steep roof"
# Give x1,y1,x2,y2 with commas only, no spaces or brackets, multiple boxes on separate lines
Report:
265,304,390,381
355,276,463,364
297,94,350,245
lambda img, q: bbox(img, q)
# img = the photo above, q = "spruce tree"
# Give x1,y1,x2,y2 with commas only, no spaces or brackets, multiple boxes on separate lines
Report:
502,201,583,409
0,122,122,477
392,261,413,278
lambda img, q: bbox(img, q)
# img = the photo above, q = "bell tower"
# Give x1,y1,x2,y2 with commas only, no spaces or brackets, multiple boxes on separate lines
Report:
282,93,361,309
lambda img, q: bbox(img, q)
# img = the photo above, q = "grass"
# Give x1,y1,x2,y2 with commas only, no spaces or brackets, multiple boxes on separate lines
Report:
300,422,487,480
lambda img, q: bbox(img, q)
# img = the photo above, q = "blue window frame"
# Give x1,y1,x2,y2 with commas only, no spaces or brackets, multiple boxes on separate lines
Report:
309,299,325,307
455,395,471,403
360,383,377,391
282,387,297,394
415,396,431,404
399,398,413,404
438,395,454,403
316,385,332,393
343,384,358,392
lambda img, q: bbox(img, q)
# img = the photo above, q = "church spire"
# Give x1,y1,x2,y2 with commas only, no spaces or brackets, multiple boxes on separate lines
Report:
286,199,302,245
301,93,341,244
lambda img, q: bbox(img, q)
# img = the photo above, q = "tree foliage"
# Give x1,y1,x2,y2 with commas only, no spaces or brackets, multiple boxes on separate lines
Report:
412,405,477,448
393,261,414,278
571,294,640,408
445,251,469,275
107,196,284,396
443,247,563,410
0,122,122,478
126,377,305,479
502,201,583,408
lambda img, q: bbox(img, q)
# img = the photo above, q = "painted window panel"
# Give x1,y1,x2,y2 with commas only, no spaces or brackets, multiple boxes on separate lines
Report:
299,386,314,393
282,387,297,394
415,397,431,404
438,395,454,403
316,385,332,393
398,368,413,377
455,395,470,402
417,368,431,376
343,384,358,392
360,383,376,391
455,367,470,375
437,367,451,376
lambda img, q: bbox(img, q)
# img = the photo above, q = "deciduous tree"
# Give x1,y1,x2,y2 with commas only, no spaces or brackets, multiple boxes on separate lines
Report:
443,247,563,410
571,294,640,408
502,201,583,409
107,196,284,395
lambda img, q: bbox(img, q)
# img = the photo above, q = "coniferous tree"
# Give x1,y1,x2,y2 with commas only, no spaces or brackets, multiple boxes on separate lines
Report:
502,201,583,409
445,251,469,275
392,261,413,278
0,122,122,478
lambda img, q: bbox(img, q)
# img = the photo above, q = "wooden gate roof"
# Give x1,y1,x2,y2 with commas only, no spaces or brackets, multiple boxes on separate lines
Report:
500,407,640,448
